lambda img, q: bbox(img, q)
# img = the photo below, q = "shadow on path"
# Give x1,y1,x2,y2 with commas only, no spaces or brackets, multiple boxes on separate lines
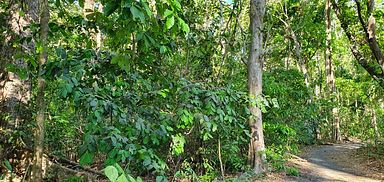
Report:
290,143,380,182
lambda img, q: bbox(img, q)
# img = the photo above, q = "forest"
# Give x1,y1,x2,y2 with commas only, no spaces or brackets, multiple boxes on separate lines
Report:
0,0,384,181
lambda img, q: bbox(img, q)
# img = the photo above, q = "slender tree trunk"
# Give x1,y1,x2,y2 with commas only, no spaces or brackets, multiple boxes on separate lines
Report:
278,14,312,101
325,0,340,142
96,3,103,50
31,0,49,181
371,108,380,145
325,0,333,89
315,53,322,140
247,0,267,174
291,30,312,102
285,39,291,70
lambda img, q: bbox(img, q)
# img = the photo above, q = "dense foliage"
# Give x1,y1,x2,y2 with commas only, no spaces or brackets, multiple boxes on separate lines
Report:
1,0,383,181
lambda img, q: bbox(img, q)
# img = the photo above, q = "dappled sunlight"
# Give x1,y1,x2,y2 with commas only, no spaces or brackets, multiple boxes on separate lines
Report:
1,0,383,181
289,144,381,182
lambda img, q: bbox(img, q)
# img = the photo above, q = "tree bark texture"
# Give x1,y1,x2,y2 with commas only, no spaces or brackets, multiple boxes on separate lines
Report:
31,0,49,181
0,0,37,127
247,0,267,174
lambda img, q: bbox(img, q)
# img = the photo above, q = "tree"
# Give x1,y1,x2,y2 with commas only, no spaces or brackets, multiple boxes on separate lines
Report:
325,0,340,142
0,0,36,132
0,0,37,176
331,0,384,88
31,0,49,180
1,0,384,180
247,0,267,173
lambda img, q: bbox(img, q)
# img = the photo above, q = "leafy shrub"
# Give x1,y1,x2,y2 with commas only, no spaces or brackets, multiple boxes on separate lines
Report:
285,167,300,176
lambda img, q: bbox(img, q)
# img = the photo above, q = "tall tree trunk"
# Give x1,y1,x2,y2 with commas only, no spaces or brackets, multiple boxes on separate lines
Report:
247,0,267,174
0,0,37,128
290,31,309,90
31,0,49,180
1,2,37,178
325,0,340,142
325,0,333,89
315,53,322,140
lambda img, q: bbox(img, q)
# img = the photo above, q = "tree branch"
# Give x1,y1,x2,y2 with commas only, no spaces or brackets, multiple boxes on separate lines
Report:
355,0,384,69
331,0,384,87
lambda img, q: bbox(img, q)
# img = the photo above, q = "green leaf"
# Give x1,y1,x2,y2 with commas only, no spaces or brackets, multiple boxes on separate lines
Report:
4,160,12,171
171,134,185,155
128,175,137,182
18,10,25,17
141,1,152,17
156,176,169,182
79,151,94,166
117,174,129,182
111,54,131,72
130,5,145,22
143,157,151,166
160,45,167,54
114,163,125,174
203,132,213,141
103,2,119,16
157,89,169,98
212,123,218,132
272,98,279,108
178,18,190,33
90,99,98,107
261,105,267,113
36,42,43,54
104,166,119,182
166,15,175,29
78,0,84,7
172,0,181,10
136,177,143,182
164,9,173,17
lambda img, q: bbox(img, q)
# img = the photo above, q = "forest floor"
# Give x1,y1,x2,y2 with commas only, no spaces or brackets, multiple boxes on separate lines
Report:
260,142,384,182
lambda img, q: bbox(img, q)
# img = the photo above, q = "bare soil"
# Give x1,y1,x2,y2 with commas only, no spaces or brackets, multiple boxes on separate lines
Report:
260,143,384,182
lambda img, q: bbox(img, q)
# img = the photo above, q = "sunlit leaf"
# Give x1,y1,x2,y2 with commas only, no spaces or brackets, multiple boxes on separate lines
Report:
166,15,175,29
131,5,145,22
178,18,190,33
104,166,119,182
164,9,173,17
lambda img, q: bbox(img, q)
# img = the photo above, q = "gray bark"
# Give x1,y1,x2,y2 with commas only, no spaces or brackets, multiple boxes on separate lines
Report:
247,0,267,174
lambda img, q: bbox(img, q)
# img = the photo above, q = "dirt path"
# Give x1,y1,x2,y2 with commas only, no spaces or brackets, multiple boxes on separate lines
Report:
287,143,381,182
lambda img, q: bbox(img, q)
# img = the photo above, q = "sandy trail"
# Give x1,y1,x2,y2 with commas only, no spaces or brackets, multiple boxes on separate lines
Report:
289,143,380,182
